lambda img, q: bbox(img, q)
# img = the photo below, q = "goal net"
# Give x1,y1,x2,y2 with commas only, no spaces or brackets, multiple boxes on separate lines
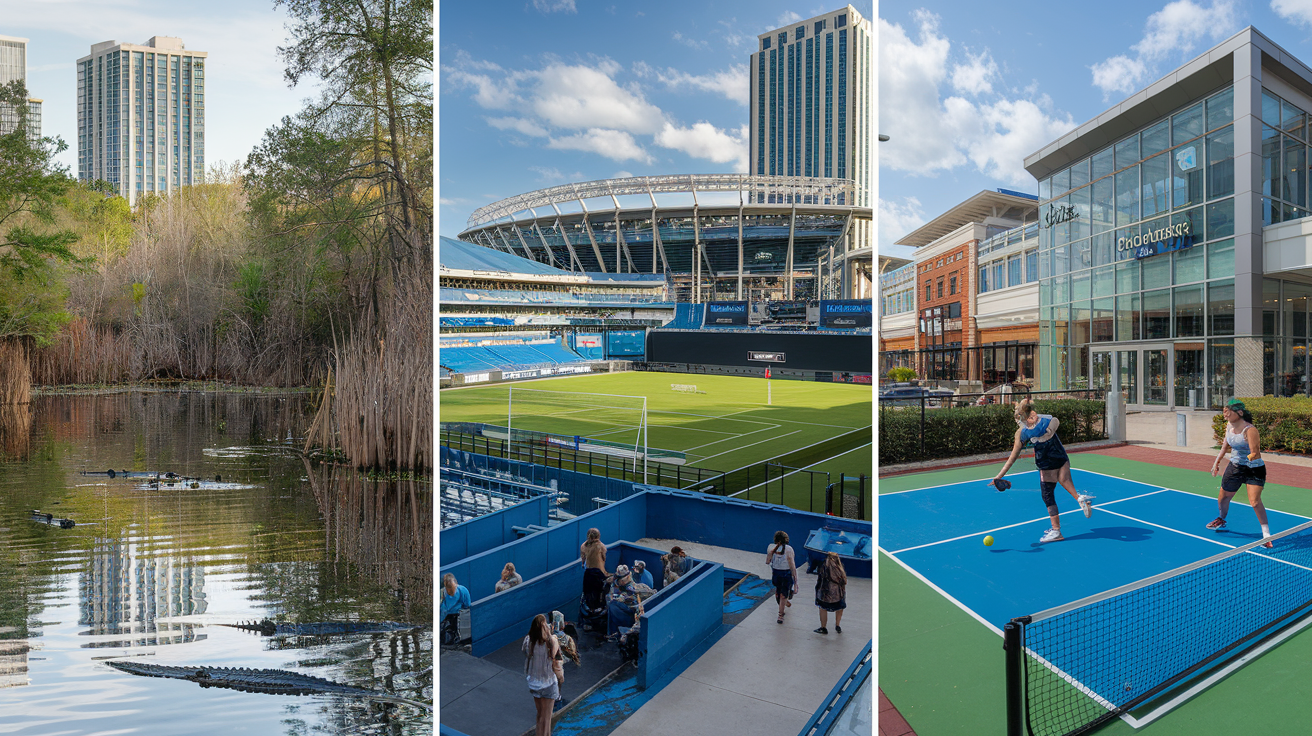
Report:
507,387,649,481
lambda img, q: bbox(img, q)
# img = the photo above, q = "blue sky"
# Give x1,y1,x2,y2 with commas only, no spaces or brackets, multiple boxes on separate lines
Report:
879,0,1312,259
3,0,315,177
438,0,874,239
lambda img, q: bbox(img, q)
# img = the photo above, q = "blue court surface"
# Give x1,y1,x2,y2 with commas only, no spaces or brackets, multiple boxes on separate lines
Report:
879,468,1312,633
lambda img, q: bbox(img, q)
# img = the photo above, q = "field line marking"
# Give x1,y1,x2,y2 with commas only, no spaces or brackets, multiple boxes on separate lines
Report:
683,424,782,453
886,490,1168,554
728,442,872,498
695,430,803,463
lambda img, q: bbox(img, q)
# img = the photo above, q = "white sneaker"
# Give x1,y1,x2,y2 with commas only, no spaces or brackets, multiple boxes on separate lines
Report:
1077,494,1095,518
1040,528,1064,543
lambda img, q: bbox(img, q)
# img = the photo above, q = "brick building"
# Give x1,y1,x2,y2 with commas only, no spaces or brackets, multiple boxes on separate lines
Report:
880,189,1040,385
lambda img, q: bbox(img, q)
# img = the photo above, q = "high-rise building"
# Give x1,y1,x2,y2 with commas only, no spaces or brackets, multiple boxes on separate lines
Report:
77,37,206,204
0,34,42,141
749,6,871,207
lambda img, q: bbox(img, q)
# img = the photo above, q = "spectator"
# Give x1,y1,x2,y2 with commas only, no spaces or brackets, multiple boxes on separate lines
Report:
766,531,797,625
523,613,562,736
495,562,523,593
813,552,848,634
631,560,654,589
606,565,642,637
580,528,607,574
440,573,472,646
661,546,689,586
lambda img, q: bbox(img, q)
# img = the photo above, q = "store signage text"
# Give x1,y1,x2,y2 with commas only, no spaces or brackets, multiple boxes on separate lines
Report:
1117,221,1194,259
1045,203,1079,227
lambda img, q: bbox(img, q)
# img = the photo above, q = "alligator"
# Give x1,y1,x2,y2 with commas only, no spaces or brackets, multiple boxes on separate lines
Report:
105,661,431,709
221,620,421,636
81,470,223,482
29,510,75,529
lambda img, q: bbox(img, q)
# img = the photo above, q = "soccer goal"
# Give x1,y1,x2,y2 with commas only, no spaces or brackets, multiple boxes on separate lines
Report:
507,387,649,482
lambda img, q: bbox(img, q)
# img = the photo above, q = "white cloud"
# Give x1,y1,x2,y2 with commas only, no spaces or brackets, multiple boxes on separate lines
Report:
672,32,708,50
638,64,749,105
1089,55,1149,96
951,51,998,96
533,61,665,134
548,129,654,163
879,11,1074,185
444,56,522,110
1090,0,1239,97
486,116,549,137
775,11,803,28
879,197,927,250
532,0,577,13
655,122,749,171
528,166,585,183
613,170,634,179
1274,0,1312,25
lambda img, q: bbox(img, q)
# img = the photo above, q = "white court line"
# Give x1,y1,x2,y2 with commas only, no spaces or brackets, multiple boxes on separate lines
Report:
879,469,1039,496
879,547,1003,636
887,490,1170,555
1095,507,1238,550
695,430,803,463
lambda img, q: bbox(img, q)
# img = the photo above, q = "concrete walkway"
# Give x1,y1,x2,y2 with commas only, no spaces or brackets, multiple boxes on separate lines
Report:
608,538,872,736
1124,409,1312,470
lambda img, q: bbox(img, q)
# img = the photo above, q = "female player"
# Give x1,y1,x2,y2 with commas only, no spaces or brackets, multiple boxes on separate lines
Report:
1207,400,1271,547
992,399,1095,543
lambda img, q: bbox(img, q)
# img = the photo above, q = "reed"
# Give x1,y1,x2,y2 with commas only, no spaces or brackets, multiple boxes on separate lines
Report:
328,272,431,472
0,341,31,406
0,402,32,461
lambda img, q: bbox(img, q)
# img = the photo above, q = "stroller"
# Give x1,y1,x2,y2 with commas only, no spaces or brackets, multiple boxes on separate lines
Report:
579,567,609,634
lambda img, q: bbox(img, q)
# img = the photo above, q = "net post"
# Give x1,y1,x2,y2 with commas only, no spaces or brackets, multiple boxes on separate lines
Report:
1004,617,1028,736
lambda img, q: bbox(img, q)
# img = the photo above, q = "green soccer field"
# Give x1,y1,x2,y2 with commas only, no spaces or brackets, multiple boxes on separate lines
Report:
440,371,872,514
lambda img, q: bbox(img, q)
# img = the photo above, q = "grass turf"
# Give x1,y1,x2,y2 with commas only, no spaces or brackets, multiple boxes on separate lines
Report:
879,451,1312,735
440,371,872,513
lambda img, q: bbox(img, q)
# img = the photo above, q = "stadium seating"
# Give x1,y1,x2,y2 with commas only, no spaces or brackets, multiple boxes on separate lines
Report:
664,303,705,329
438,336,590,374
440,286,670,307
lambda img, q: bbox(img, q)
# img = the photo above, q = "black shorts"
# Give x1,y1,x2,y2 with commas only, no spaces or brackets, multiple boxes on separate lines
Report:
1221,462,1266,493
771,568,794,600
1033,438,1069,471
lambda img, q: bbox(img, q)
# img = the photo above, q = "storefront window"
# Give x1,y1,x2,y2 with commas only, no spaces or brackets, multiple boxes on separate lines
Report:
1206,88,1233,130
1142,254,1171,290
1117,260,1140,294
1174,284,1205,337
1210,338,1234,408
1116,293,1141,341
1264,279,1281,336
1115,166,1140,225
1115,135,1140,170
1093,178,1115,233
1174,245,1204,284
1093,298,1114,342
1144,289,1171,338
1207,127,1234,199
1142,153,1171,216
1206,198,1234,238
1207,280,1228,335
1173,102,1204,145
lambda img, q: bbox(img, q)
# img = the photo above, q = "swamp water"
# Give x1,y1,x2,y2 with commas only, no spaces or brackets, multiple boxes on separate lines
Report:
0,391,433,735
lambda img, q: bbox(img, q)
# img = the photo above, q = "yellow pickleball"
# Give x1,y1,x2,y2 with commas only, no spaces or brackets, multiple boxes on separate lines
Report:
983,535,995,547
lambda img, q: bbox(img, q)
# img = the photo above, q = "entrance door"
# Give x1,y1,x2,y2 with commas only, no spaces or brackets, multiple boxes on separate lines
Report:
1117,350,1137,405
1142,345,1173,408
1174,345,1205,408
1090,352,1112,394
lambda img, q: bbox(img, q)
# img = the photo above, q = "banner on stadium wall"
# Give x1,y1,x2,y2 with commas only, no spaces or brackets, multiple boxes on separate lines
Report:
748,351,786,363
576,335,602,348
574,333,604,360
819,299,873,328
607,330,646,357
705,301,749,325
766,300,809,321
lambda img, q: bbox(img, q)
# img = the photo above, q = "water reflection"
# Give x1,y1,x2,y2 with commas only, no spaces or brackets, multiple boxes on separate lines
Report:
0,391,432,735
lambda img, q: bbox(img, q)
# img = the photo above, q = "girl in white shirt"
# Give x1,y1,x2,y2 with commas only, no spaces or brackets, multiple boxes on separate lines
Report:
766,530,798,625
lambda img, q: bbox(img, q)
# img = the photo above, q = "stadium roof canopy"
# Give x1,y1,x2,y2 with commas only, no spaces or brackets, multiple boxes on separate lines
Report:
439,237,665,285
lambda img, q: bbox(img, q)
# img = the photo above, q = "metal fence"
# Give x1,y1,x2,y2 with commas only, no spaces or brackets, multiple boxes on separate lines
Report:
878,389,1108,465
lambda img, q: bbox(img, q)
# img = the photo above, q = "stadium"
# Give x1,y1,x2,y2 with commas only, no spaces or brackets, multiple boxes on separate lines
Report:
438,178,873,736
456,173,873,303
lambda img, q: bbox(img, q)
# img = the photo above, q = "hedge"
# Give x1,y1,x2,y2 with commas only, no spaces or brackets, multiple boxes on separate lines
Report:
879,399,1107,466
1211,396,1312,455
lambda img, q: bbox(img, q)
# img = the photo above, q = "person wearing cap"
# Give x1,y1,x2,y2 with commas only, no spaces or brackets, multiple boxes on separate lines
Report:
1208,400,1272,546
606,565,641,637
631,560,654,589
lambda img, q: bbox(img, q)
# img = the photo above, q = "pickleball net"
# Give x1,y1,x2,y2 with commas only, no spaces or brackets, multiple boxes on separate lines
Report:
1004,517,1312,736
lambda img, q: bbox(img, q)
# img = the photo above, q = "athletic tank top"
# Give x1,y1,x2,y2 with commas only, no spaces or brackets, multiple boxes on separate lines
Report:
767,544,793,570
1226,423,1265,467
1020,415,1057,447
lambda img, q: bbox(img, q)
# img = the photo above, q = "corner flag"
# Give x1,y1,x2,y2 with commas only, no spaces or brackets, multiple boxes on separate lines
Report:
765,367,771,379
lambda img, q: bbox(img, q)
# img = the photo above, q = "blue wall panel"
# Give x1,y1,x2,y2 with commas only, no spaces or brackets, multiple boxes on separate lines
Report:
469,556,584,657
439,495,552,567
638,560,725,689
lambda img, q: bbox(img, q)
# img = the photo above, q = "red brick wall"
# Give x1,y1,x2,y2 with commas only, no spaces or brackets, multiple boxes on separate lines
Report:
916,241,976,380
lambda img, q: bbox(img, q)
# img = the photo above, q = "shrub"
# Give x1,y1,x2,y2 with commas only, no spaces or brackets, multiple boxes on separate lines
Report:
887,366,916,383
879,399,1107,466
1212,397,1312,455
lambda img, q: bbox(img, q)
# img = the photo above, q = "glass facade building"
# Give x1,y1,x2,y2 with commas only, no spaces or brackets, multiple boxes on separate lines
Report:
77,37,206,205
1027,29,1312,407
749,5,871,209
0,34,42,142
